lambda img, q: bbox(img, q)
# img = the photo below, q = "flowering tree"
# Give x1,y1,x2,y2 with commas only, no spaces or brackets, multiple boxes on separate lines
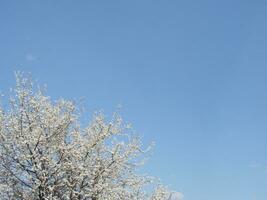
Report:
0,73,182,200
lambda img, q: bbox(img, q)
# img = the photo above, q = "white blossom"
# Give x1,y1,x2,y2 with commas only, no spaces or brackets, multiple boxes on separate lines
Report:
0,73,181,200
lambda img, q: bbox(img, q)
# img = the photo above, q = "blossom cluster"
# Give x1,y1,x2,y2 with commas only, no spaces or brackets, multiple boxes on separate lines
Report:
0,73,181,200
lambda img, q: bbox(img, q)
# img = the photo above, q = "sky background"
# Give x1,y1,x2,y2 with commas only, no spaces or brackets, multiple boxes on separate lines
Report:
1,1,267,200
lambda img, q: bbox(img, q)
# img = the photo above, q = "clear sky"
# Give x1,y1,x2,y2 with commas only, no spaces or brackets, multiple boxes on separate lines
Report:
1,1,267,200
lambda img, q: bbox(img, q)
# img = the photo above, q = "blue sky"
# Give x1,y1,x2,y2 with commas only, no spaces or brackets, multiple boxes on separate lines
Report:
1,1,267,200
